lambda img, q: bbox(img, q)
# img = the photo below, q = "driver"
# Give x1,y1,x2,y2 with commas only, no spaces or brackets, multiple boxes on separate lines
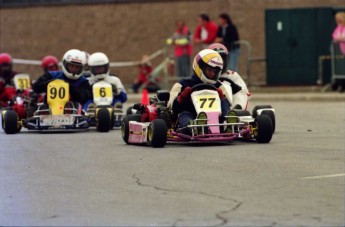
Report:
32,49,92,106
167,49,231,134
86,52,127,109
0,53,18,107
208,43,250,110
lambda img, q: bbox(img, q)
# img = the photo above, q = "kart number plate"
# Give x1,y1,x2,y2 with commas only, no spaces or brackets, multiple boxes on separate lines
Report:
40,115,74,126
195,94,220,111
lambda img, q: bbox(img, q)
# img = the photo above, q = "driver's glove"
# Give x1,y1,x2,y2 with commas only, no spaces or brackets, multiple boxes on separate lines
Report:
112,85,119,95
177,87,192,103
217,88,225,99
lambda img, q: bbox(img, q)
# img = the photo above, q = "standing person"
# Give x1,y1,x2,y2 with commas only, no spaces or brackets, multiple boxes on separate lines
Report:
333,11,345,55
215,13,240,72
132,55,153,93
332,11,345,92
167,20,193,78
193,13,218,49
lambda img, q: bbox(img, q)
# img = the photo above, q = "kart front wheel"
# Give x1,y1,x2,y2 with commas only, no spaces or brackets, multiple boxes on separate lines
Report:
254,115,273,143
147,119,167,148
3,110,19,134
261,110,276,133
121,114,142,144
97,108,111,132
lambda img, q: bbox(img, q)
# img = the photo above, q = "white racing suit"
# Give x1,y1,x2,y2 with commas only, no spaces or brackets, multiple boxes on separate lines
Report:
219,69,250,110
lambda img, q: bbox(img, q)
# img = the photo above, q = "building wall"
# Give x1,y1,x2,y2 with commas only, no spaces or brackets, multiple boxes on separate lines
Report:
0,0,344,87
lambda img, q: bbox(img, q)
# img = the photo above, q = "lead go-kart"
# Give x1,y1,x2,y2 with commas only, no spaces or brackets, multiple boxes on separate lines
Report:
2,79,89,134
84,80,125,132
122,84,275,148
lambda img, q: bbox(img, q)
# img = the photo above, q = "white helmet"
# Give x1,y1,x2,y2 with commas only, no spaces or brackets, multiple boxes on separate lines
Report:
62,49,85,80
192,49,223,84
88,52,110,81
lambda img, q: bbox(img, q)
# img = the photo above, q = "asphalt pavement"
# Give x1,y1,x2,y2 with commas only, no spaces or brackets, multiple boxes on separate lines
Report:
0,99,344,226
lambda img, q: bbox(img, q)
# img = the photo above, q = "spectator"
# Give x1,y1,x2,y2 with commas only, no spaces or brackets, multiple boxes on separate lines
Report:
132,55,153,93
333,11,345,55
215,13,240,72
193,13,218,49
167,20,193,78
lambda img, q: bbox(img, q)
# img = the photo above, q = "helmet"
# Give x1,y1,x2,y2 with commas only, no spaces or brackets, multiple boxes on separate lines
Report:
41,55,59,72
88,52,110,81
0,53,13,73
62,49,85,80
192,49,223,84
208,43,229,73
82,51,90,71
0,53,12,65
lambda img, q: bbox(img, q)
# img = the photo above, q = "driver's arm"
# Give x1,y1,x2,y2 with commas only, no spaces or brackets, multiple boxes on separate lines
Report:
32,72,53,94
167,82,182,109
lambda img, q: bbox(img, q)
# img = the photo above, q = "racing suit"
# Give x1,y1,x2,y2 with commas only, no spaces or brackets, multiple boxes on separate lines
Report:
0,70,17,107
167,74,231,131
87,74,127,107
32,71,92,105
219,69,250,110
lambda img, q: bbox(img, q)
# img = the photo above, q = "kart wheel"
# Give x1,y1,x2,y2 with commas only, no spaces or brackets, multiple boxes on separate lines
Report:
252,105,272,118
254,115,273,143
97,108,111,132
1,111,5,130
3,110,19,134
261,110,276,133
126,106,133,115
147,119,167,148
121,114,142,144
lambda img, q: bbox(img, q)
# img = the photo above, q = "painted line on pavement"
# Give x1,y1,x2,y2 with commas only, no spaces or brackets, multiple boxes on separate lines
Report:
302,173,345,179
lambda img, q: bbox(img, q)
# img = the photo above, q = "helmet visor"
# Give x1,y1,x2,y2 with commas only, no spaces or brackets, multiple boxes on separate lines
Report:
64,61,83,75
90,64,109,75
203,65,221,81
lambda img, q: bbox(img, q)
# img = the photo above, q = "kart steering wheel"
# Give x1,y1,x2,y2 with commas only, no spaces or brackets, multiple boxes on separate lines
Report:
191,84,218,92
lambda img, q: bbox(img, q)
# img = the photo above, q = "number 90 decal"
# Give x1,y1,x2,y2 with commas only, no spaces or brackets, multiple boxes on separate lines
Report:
50,87,66,99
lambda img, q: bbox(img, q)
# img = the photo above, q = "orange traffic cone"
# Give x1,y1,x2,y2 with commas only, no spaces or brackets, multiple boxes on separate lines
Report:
141,88,149,105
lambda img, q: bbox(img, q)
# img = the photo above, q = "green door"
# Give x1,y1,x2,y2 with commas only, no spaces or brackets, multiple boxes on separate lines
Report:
266,8,334,85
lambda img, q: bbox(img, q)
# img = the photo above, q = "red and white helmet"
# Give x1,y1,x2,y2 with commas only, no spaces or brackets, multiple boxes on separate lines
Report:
62,49,85,80
208,43,229,74
41,55,59,72
192,49,223,84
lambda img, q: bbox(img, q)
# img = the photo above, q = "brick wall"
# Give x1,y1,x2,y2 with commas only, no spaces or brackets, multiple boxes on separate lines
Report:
0,0,344,88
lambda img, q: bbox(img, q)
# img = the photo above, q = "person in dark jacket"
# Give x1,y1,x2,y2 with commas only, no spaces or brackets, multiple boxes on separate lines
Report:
215,13,240,71
32,49,92,106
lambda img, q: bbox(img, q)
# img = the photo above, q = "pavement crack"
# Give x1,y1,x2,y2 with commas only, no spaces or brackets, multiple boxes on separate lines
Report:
132,174,242,226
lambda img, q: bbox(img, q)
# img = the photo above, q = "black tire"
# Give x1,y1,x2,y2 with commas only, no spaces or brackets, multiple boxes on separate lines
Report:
231,109,251,116
147,119,167,148
254,115,273,143
126,106,133,115
121,114,142,144
1,111,5,130
97,108,111,132
3,110,19,134
252,105,272,118
261,110,276,133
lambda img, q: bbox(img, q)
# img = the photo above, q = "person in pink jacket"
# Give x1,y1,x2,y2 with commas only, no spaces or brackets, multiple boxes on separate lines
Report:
333,12,345,55
193,14,218,49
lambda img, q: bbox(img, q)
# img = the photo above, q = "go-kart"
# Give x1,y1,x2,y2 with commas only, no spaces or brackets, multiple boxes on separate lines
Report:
122,84,275,148
2,79,89,134
85,80,124,132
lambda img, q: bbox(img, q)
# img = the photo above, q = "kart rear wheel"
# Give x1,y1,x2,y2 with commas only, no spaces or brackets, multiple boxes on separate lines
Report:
126,106,133,115
254,115,273,143
1,111,5,130
261,110,276,133
121,114,142,144
3,110,19,134
97,108,111,132
147,119,167,148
